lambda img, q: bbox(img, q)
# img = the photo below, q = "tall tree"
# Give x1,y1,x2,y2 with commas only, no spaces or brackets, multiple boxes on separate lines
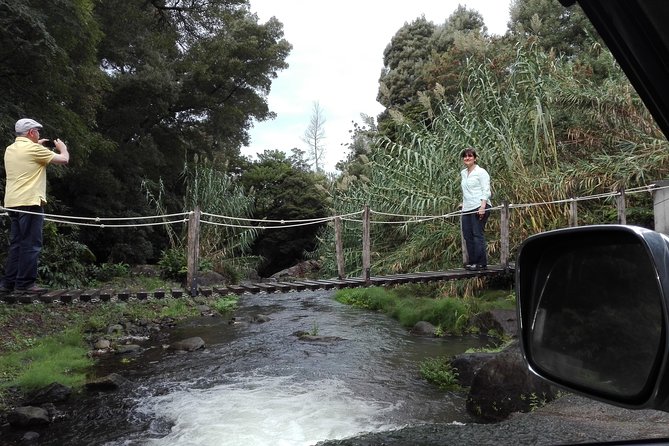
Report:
76,0,290,263
377,8,490,129
377,16,436,111
0,0,109,157
240,150,329,276
0,0,293,265
302,101,327,172
508,0,596,58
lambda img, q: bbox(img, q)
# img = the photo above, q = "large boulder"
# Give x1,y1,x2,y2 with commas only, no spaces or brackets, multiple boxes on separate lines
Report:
466,342,558,422
7,406,50,428
195,271,226,287
410,321,437,336
270,260,320,280
468,309,517,338
25,382,71,405
450,352,497,387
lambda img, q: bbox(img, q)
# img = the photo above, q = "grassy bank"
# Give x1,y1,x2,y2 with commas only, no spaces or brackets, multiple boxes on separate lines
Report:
0,294,239,411
334,283,516,336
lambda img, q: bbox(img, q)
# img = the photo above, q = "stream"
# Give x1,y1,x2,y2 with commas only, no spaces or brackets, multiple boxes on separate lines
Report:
35,289,491,445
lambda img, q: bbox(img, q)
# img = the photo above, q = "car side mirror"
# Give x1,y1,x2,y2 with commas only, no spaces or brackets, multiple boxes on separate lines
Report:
516,225,669,410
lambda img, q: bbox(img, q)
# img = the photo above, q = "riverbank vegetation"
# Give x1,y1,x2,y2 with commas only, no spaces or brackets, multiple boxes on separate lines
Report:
334,283,515,336
0,289,239,412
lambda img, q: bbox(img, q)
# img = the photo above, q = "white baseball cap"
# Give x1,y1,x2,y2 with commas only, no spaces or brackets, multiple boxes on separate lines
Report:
15,118,43,134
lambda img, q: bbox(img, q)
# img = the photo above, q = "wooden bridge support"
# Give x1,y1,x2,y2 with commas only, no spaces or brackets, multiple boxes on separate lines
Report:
186,207,201,297
362,205,371,284
569,198,578,227
654,181,669,235
500,202,510,268
334,217,345,279
617,188,626,225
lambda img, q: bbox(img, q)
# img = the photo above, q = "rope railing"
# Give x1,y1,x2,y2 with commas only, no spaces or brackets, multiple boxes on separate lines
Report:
1,182,667,295
0,183,663,229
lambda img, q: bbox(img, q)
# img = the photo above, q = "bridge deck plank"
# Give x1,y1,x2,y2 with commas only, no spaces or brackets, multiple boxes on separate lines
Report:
0,265,514,304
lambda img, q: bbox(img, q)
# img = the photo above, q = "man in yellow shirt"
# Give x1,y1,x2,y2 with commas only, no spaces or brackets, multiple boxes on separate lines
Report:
1,118,69,293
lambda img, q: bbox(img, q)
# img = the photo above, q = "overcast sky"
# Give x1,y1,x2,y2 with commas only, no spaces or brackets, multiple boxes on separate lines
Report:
244,1,512,172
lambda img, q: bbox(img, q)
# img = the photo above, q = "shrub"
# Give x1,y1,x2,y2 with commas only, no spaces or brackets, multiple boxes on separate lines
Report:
212,296,239,314
89,262,130,283
159,247,187,281
419,356,460,391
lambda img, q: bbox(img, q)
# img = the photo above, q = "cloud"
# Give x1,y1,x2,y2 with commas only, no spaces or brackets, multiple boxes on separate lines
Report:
245,0,511,171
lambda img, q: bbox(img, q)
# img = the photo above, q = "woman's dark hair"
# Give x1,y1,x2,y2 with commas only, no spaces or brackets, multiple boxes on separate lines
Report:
461,148,478,159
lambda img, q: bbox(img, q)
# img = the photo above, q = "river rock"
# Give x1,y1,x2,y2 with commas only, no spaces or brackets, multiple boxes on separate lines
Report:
22,431,40,442
7,406,50,427
252,314,271,323
169,336,205,351
94,339,111,349
195,271,226,286
85,373,128,391
25,382,72,405
115,344,141,354
410,321,437,336
107,324,124,336
466,342,558,422
196,304,212,314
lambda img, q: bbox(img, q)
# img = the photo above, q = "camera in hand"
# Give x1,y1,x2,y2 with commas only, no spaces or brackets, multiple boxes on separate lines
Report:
42,139,56,148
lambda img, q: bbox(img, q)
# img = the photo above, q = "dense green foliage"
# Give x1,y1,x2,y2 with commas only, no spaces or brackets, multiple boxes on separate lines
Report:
1,0,667,287
0,0,291,277
334,286,514,335
320,1,668,279
419,356,461,391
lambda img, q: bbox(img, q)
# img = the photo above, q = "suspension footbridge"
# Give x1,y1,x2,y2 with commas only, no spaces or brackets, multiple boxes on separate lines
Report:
0,182,664,305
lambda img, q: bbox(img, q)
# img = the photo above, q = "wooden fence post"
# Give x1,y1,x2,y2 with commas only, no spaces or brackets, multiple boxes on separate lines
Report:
334,216,345,279
186,207,201,297
569,198,578,227
460,212,468,266
362,205,371,284
500,202,510,268
653,180,669,235
616,187,626,225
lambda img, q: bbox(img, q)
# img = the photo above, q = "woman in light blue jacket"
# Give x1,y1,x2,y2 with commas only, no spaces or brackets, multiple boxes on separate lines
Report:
460,148,491,271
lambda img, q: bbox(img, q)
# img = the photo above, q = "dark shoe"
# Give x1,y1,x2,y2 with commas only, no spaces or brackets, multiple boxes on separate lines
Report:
16,284,48,294
0,286,12,293
475,265,487,271
465,264,477,271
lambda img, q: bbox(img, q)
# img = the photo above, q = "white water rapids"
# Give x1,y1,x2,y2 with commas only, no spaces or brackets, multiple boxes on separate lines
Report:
134,374,398,446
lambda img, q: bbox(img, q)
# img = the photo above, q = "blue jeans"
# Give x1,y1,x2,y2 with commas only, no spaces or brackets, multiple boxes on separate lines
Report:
2,206,44,289
462,205,490,266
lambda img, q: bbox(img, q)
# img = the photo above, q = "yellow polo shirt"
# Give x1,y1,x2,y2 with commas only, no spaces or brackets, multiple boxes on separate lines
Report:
4,137,55,207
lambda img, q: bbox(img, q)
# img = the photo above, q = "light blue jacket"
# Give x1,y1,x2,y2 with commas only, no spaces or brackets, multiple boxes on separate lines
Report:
461,165,491,211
